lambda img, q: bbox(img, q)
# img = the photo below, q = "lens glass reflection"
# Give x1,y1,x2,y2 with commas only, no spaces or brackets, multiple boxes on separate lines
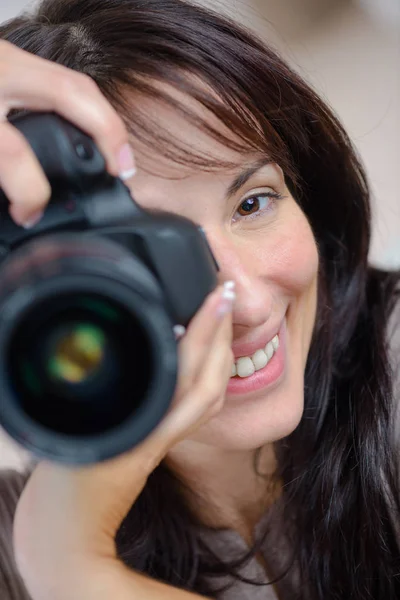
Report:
8,293,152,435
47,324,106,384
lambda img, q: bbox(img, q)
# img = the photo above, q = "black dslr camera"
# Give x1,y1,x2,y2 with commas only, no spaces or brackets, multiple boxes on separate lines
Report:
0,112,218,464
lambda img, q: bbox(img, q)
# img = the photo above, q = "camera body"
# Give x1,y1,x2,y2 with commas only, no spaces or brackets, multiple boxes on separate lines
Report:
0,112,219,464
0,112,219,327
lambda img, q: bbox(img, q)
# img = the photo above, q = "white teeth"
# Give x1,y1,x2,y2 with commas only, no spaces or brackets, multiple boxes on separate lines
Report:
252,348,269,371
236,356,255,378
265,341,274,360
272,335,279,351
231,334,280,379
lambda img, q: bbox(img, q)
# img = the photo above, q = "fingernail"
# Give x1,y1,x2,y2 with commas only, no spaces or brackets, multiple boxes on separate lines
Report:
118,143,136,180
23,210,45,229
216,288,236,319
173,325,186,340
10,208,44,229
223,280,235,291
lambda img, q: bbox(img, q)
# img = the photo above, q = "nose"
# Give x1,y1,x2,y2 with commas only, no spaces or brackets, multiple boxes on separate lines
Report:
212,236,274,329
227,270,274,329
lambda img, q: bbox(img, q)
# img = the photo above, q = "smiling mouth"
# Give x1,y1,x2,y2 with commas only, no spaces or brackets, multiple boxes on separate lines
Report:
230,334,280,378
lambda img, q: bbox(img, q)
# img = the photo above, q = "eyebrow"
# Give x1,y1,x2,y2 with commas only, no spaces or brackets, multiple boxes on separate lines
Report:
225,157,273,199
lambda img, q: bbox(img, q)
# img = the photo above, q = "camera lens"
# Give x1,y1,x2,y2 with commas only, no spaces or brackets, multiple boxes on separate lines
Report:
8,293,152,436
0,234,178,464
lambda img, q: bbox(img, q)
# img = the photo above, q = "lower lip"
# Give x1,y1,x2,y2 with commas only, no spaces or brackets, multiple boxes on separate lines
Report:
226,319,286,396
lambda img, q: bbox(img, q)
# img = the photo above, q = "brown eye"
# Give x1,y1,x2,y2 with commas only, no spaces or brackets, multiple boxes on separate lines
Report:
233,192,283,222
237,194,271,217
237,196,261,216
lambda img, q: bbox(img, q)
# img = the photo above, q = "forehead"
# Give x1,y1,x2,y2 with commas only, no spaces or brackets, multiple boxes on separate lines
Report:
124,79,265,180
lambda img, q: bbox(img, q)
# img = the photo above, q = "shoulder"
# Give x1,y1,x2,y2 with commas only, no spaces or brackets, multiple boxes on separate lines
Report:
0,469,32,600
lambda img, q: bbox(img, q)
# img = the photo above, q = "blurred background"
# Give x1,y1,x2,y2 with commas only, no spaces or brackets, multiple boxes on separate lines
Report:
0,0,399,469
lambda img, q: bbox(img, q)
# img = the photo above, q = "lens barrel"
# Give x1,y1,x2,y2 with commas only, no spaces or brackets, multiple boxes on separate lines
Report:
0,234,178,464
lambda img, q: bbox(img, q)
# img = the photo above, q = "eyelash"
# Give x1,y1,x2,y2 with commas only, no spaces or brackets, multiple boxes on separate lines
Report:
233,191,284,222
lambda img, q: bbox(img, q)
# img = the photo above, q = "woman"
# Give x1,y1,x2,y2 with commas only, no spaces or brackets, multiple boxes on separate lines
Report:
0,0,399,598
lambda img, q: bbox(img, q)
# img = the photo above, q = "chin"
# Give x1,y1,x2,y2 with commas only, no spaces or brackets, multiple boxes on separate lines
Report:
188,377,305,451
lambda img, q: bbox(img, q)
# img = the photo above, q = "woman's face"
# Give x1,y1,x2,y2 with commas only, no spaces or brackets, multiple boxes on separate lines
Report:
126,94,319,451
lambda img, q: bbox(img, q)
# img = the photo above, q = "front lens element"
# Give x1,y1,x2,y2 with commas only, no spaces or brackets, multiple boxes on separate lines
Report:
47,324,106,384
8,293,153,435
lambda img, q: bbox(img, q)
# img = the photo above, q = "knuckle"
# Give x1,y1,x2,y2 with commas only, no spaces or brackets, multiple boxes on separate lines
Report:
57,71,126,145
55,71,83,98
95,117,119,142
75,71,98,92
55,69,99,103
95,109,127,146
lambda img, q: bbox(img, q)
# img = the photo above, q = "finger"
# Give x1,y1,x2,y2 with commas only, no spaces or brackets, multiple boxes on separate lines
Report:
0,121,51,226
0,41,133,178
177,281,235,387
192,310,233,420
164,311,234,440
129,305,235,464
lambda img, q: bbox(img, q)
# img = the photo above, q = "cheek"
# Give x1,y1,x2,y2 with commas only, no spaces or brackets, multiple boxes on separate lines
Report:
265,212,319,295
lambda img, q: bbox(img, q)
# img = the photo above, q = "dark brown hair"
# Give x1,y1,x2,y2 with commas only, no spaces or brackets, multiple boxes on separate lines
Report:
1,0,400,597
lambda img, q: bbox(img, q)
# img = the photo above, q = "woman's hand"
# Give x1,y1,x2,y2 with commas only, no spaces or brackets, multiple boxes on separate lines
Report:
0,39,135,227
0,40,234,600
